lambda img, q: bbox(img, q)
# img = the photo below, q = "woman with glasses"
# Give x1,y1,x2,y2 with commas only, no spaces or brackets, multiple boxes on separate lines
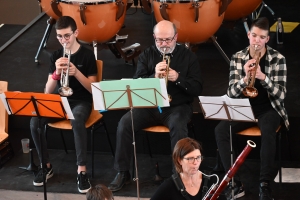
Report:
151,137,213,200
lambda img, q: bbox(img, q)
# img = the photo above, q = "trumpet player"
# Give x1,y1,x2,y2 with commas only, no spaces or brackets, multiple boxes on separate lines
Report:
30,16,97,193
108,20,203,192
215,17,289,200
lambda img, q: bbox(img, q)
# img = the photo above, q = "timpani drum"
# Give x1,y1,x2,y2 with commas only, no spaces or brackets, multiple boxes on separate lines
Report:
153,0,224,44
39,0,62,20
224,0,262,21
60,0,127,43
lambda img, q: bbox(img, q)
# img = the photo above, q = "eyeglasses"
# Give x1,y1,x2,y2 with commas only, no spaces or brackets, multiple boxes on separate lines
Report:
154,34,176,44
56,32,74,40
183,155,203,163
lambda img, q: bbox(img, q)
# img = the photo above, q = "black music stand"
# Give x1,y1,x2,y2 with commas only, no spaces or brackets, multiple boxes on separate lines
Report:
199,95,256,199
0,92,71,200
92,78,169,200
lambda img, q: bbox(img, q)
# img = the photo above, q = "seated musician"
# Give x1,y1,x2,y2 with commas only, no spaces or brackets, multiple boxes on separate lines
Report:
108,20,203,192
214,17,289,200
30,16,97,193
151,137,217,200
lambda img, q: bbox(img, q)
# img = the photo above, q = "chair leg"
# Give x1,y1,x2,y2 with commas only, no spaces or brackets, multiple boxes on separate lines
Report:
145,132,153,158
102,120,115,157
278,131,282,186
91,125,95,178
60,129,68,154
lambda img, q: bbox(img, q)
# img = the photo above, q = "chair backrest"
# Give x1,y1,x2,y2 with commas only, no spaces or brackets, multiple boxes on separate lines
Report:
0,81,8,140
96,60,103,82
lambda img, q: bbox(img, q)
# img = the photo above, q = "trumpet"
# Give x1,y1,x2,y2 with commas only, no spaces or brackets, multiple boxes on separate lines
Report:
242,45,261,98
161,48,172,102
58,43,73,97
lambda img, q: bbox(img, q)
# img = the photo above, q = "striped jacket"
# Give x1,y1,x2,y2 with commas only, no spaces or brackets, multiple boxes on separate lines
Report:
227,45,289,129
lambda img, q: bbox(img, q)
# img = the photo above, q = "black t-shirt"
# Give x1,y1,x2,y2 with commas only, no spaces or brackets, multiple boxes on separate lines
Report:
248,52,273,115
49,45,97,103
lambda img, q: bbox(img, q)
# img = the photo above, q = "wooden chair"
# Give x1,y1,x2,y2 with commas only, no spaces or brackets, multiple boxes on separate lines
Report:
143,122,196,158
46,60,114,178
0,81,9,144
236,124,290,185
0,81,14,168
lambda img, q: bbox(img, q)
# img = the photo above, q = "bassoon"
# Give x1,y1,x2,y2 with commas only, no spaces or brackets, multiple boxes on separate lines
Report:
203,140,256,200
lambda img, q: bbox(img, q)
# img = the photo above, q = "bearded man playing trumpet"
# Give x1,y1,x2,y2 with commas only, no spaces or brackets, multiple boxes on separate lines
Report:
215,17,289,200
108,20,203,192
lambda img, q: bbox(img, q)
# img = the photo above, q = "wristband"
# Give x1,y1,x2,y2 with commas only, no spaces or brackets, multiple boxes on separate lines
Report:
52,70,61,80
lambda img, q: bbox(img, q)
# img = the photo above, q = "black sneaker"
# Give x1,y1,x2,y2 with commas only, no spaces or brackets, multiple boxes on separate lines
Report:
224,180,245,200
77,171,91,193
259,182,274,200
33,164,53,186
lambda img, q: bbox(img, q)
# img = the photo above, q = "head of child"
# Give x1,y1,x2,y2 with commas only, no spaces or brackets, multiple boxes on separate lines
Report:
86,184,114,200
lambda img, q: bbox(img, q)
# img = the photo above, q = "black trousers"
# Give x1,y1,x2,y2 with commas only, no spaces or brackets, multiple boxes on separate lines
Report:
215,108,281,182
113,103,193,171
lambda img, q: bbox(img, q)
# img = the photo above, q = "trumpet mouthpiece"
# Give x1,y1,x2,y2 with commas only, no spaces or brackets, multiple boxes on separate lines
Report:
254,45,258,50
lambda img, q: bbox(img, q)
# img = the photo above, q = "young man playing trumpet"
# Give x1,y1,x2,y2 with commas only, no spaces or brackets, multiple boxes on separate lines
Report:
108,20,203,192
214,17,289,200
30,16,97,193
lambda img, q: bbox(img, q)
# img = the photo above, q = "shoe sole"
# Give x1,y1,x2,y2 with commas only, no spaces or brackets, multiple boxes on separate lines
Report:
108,179,131,192
78,186,91,194
228,190,245,200
33,172,54,186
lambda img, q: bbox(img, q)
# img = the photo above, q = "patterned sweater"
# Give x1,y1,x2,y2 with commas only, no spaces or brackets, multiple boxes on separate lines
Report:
227,45,289,129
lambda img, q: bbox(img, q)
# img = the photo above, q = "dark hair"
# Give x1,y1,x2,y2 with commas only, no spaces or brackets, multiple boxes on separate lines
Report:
86,184,113,200
55,16,77,32
250,17,270,34
172,137,203,173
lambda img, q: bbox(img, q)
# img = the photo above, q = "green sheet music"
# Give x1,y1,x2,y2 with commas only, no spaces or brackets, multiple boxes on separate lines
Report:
99,78,168,109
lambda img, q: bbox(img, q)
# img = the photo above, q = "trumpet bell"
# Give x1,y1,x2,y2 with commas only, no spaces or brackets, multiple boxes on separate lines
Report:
58,87,73,97
242,87,258,98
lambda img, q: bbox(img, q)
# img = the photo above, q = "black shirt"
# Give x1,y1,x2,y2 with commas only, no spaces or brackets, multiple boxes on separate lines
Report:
134,44,203,106
49,45,97,103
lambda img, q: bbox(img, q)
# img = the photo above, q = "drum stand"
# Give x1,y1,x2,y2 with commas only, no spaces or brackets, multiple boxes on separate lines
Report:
35,17,56,63
106,35,141,66
253,1,276,20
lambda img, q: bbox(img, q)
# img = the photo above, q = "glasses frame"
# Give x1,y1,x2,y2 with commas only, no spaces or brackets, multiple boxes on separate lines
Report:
183,155,203,163
56,32,74,40
154,33,177,44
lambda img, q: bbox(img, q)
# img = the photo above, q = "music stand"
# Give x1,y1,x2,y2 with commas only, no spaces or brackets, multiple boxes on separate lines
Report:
199,95,256,199
0,91,73,200
92,78,169,200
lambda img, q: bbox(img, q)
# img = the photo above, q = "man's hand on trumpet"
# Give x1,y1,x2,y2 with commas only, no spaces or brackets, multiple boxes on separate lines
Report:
55,57,77,76
155,60,168,78
155,61,178,81
167,68,178,82
243,59,266,83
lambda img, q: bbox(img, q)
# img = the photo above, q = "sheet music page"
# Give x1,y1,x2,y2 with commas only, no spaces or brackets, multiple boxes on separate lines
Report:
91,82,105,110
198,96,228,119
224,95,255,121
0,93,11,115
61,97,74,119
159,79,170,107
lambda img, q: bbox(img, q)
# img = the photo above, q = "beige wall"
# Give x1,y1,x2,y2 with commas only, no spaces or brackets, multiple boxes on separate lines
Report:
0,0,40,25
